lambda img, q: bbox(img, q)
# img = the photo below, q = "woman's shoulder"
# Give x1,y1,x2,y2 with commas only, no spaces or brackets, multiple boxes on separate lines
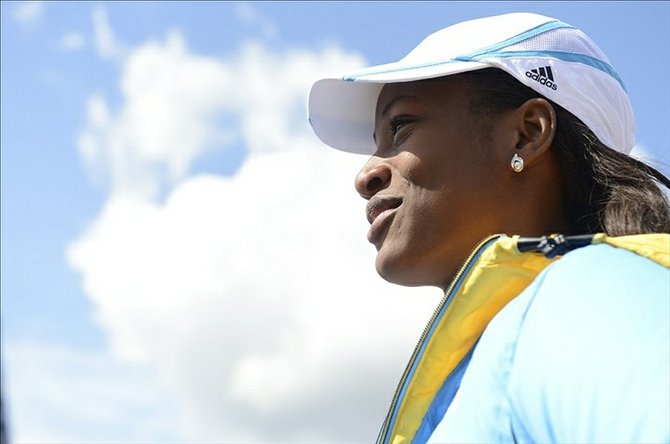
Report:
530,240,668,309
506,241,669,385
430,241,670,443
489,241,669,343
498,242,670,442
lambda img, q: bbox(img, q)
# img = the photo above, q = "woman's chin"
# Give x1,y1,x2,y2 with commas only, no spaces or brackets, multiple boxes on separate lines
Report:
375,247,432,288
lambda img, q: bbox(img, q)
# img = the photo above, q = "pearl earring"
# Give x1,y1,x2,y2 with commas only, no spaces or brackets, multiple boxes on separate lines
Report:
511,153,525,173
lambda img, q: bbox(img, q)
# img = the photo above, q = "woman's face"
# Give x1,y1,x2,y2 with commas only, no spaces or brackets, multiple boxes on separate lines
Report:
355,77,525,289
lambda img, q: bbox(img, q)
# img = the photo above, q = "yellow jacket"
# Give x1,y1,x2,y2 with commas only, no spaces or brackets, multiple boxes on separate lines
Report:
376,233,670,444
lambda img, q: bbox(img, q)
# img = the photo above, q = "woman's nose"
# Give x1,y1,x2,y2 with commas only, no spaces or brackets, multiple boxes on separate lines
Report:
354,160,392,199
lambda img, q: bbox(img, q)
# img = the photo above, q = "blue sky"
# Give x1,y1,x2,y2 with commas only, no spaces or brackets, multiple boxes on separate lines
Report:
2,1,669,442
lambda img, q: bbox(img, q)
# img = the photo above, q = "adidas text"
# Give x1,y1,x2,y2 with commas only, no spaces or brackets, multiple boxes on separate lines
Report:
525,66,558,91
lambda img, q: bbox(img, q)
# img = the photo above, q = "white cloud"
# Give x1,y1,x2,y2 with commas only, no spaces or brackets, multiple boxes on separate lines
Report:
67,31,442,442
78,31,232,198
235,2,279,40
13,1,43,26
92,6,124,60
67,155,440,441
630,143,670,176
77,31,366,200
3,341,181,443
630,143,670,202
58,31,86,51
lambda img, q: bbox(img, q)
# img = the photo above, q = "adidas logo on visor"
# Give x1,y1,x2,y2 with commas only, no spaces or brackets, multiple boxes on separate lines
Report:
525,66,558,90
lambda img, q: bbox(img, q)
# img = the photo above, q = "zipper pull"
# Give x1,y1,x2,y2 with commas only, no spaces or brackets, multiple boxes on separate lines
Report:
517,234,594,259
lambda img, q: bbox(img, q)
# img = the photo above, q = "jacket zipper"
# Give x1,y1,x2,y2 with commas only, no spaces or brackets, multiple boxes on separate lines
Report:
375,234,503,444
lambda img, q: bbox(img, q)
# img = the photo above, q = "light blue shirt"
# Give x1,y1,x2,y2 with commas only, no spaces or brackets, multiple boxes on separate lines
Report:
429,243,670,443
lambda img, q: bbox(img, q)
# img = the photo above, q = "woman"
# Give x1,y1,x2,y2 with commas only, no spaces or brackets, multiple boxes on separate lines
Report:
309,12,669,444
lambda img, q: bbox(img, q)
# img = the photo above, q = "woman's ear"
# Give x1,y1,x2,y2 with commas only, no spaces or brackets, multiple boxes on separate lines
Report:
513,98,556,166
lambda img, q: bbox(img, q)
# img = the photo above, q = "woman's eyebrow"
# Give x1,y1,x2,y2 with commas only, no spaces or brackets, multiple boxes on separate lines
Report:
380,94,417,118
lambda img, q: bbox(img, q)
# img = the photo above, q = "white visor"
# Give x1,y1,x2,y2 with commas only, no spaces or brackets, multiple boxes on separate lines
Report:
308,12,635,155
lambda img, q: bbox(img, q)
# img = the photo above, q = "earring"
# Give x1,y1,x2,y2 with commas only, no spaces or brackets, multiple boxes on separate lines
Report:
511,153,525,173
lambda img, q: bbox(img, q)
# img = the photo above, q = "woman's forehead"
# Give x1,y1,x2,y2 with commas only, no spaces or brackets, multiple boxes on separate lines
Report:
375,77,467,117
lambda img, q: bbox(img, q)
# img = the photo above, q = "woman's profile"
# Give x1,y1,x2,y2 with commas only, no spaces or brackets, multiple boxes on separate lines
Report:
309,12,669,444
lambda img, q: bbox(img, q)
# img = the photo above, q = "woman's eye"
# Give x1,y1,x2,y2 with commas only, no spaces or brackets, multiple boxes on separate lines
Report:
389,117,412,136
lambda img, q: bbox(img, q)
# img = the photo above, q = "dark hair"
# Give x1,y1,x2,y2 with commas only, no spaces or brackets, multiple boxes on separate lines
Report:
461,68,670,236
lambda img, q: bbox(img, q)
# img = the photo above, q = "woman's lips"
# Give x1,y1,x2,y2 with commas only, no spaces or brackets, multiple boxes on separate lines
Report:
366,197,402,244
367,207,399,243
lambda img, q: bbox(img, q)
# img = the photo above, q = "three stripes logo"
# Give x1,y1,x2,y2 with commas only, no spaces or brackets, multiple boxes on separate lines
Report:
525,66,558,90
